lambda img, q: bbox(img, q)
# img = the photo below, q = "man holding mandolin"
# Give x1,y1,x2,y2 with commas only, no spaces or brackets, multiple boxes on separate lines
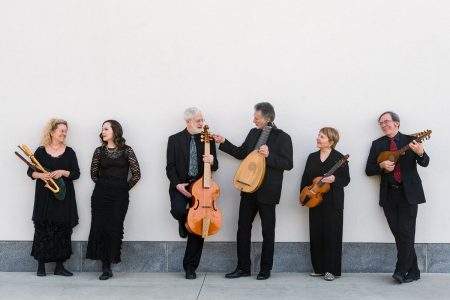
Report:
213,102,293,280
365,111,430,284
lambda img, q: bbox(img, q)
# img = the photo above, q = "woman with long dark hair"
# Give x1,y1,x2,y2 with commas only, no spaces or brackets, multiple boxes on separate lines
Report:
86,120,141,280
28,118,80,277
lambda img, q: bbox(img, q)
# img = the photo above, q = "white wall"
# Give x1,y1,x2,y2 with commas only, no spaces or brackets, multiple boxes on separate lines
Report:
1,0,449,243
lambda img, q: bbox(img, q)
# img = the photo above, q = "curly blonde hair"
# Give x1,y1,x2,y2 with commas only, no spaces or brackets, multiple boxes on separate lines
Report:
41,118,68,146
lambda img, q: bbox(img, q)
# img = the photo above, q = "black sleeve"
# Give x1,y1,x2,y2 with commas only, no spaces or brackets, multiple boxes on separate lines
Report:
300,155,312,191
210,139,219,172
333,159,350,188
67,148,80,180
266,133,293,171
90,147,101,183
166,136,182,186
219,129,253,160
126,147,141,190
27,147,42,180
416,151,430,167
365,141,383,176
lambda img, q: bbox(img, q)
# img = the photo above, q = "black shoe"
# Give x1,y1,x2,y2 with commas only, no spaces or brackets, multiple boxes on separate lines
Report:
99,270,113,280
37,262,46,277
54,264,73,277
392,271,405,283
404,272,420,283
225,268,251,279
179,221,188,238
256,272,271,280
185,269,197,280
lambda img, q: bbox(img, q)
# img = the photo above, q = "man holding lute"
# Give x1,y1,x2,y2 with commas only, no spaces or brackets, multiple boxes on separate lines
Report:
213,102,293,280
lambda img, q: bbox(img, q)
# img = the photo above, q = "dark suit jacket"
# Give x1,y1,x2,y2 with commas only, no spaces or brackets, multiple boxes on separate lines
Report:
219,127,293,205
365,132,430,206
166,128,219,199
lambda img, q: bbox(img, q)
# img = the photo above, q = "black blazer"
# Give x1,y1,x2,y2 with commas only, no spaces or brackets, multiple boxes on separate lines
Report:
219,127,293,205
166,129,219,198
300,149,350,210
365,132,430,206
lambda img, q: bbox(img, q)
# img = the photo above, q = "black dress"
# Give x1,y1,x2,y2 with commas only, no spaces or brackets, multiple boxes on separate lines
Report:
86,146,141,264
27,146,80,263
300,149,350,276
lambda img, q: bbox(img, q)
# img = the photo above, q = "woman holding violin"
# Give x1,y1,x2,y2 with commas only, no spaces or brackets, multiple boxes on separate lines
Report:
300,127,350,281
166,107,218,279
86,120,141,280
27,118,80,277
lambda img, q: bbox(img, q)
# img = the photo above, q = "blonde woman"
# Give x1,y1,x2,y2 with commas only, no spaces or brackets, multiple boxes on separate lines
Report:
300,127,350,281
27,118,80,277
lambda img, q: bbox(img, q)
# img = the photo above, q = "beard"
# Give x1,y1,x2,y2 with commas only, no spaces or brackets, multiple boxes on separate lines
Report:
192,127,203,134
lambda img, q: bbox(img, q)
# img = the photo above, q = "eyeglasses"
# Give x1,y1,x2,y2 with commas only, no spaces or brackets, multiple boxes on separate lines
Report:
378,119,393,126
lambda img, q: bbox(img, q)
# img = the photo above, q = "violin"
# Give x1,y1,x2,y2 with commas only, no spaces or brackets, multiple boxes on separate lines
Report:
185,125,222,238
300,154,349,208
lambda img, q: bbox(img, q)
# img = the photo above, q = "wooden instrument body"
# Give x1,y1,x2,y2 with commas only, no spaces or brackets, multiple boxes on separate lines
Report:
299,176,330,208
377,150,401,164
186,178,222,237
299,154,349,208
233,150,266,193
185,125,222,238
376,129,432,172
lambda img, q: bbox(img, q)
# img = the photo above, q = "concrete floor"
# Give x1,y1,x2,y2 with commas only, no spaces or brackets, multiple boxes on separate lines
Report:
0,272,449,300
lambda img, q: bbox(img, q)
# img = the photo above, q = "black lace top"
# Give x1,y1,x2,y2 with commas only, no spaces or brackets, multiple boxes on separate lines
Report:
90,146,141,190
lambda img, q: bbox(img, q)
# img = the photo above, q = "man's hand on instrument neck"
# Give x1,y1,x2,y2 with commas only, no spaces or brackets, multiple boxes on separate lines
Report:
409,140,425,157
259,145,269,158
176,183,192,198
203,154,214,165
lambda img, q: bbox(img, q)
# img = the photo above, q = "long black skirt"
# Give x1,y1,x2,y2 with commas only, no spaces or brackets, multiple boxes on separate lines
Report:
309,201,343,276
86,177,129,264
31,220,73,262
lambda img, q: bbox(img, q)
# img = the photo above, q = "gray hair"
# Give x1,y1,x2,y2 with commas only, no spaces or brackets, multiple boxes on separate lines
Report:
184,107,202,121
378,111,400,122
254,102,275,122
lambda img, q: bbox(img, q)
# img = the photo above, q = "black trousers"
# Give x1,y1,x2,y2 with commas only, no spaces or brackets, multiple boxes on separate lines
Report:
170,191,204,271
382,187,419,275
237,193,276,274
309,203,343,276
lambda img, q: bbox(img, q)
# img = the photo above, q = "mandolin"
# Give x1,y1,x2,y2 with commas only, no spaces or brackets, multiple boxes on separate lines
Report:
185,125,222,238
377,129,432,166
233,125,272,193
300,154,349,208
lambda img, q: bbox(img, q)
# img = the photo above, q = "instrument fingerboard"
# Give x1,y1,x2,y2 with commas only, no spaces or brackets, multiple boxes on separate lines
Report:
254,126,272,150
323,154,349,177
